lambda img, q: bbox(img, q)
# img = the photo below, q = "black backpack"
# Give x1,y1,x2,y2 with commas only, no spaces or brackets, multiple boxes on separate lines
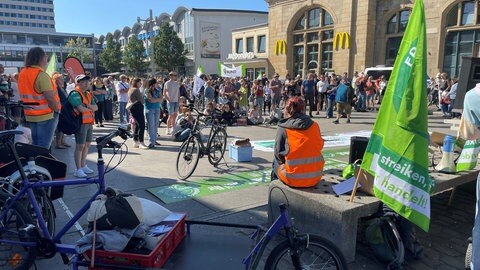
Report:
58,91,82,135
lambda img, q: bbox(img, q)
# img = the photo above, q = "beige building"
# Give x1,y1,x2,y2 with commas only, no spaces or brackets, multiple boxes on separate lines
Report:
228,23,272,79
259,0,480,79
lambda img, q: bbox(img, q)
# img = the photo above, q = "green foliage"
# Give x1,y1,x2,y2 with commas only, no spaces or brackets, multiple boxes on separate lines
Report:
123,36,147,75
99,34,122,72
65,37,92,63
153,23,187,72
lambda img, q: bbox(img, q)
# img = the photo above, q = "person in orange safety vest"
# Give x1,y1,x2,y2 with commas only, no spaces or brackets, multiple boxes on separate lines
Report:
68,74,97,178
18,47,61,149
272,96,325,188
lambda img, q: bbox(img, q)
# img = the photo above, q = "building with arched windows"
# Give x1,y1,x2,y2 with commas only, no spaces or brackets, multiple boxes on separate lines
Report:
254,0,480,79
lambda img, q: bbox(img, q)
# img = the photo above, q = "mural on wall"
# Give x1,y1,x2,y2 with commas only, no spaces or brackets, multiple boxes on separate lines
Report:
200,22,221,59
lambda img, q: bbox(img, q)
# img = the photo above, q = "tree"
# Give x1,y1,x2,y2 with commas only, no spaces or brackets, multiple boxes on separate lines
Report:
99,34,122,72
123,36,147,75
153,23,187,72
65,37,92,63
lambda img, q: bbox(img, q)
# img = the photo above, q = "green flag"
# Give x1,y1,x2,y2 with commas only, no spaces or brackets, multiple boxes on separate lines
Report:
45,53,58,76
196,65,205,76
360,0,435,232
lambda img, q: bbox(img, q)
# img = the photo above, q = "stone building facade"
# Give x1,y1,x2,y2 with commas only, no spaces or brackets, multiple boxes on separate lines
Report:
265,0,480,78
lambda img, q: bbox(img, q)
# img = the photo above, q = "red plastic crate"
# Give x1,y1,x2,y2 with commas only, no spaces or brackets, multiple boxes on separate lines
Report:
86,213,186,269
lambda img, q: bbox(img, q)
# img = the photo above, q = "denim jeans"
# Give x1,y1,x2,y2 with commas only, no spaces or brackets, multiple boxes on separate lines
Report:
472,173,480,269
357,91,366,111
255,97,264,115
327,99,334,118
28,113,58,149
119,101,130,124
145,108,160,145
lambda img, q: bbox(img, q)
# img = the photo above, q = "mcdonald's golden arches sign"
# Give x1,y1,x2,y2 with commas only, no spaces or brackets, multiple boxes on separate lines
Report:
333,32,350,50
275,40,287,55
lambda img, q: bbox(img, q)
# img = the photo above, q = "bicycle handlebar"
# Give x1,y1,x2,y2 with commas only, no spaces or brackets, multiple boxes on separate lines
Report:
95,126,132,150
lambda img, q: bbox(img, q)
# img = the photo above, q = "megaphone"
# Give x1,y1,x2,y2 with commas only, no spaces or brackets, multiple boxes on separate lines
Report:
437,135,456,173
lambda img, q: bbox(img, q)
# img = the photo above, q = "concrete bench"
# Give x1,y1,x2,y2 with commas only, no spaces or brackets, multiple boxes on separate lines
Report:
267,167,479,263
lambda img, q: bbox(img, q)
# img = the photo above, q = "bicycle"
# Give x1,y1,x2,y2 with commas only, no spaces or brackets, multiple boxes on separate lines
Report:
0,126,131,270
0,97,59,239
186,203,347,270
176,106,227,180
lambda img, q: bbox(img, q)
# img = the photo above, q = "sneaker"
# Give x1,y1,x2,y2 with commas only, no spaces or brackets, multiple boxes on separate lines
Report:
333,120,339,124
148,143,155,149
100,124,104,127
82,165,94,174
139,143,149,149
95,124,100,127
74,169,87,178
133,142,140,148
346,119,351,123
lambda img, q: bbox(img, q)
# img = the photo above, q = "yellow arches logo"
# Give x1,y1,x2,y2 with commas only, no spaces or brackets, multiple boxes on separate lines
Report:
275,40,287,55
333,32,350,50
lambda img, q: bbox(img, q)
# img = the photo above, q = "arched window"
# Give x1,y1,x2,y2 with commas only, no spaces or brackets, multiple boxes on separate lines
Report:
292,7,334,77
385,9,411,65
443,0,480,77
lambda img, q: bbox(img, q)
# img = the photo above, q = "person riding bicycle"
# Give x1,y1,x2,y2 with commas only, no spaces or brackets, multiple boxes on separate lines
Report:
272,96,325,188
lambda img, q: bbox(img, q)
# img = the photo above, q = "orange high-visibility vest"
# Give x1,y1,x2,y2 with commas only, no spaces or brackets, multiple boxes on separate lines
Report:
18,67,61,117
74,87,94,125
277,122,325,187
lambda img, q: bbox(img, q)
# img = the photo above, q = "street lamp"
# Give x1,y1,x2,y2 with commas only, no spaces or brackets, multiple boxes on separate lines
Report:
137,9,158,76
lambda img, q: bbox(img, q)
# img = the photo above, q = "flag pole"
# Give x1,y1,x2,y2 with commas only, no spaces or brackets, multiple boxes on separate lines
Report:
349,159,363,203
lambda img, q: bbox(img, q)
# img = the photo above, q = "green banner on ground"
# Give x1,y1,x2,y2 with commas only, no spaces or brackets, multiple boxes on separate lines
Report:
360,0,435,232
148,148,349,204
148,170,271,204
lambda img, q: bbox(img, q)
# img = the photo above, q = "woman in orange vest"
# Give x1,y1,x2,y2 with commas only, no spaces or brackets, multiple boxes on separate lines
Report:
18,47,61,149
273,96,325,188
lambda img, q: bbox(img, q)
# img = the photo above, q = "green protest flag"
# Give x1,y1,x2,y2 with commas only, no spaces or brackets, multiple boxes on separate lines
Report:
360,0,435,232
196,65,205,76
45,53,58,77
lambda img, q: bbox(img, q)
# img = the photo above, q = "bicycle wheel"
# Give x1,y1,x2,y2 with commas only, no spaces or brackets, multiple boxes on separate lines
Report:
207,128,227,165
25,190,55,238
176,136,201,180
0,191,37,270
9,172,56,238
264,234,347,270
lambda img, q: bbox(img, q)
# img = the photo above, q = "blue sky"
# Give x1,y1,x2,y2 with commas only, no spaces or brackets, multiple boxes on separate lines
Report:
55,0,269,37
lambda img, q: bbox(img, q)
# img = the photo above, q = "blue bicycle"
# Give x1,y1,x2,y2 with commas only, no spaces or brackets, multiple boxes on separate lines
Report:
187,203,347,270
0,126,131,270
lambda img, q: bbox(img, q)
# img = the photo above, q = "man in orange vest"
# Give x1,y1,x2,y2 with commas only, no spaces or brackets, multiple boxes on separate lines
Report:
68,74,97,178
18,47,61,149
273,96,325,188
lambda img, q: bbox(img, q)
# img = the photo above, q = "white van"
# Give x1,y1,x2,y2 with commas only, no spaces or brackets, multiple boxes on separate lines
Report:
364,66,393,80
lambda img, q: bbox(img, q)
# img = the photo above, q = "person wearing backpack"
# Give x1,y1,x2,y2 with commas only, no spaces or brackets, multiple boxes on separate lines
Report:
69,74,97,178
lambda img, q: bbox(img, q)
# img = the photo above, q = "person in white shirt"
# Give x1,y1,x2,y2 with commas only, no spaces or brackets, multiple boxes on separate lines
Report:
316,74,329,114
115,74,130,124
164,72,180,135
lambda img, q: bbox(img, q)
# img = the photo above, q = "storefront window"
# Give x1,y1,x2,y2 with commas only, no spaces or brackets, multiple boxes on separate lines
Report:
246,37,254,53
386,9,411,65
308,8,320,28
236,38,243,53
462,1,475,25
246,68,255,80
257,35,266,53
292,7,334,76
443,1,480,76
